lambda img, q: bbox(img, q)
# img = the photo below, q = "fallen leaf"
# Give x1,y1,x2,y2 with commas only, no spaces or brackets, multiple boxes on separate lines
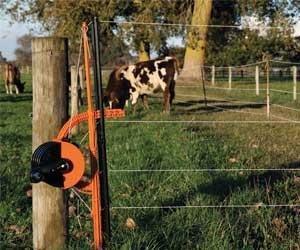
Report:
26,189,32,197
125,217,137,230
229,158,238,163
8,225,26,235
68,206,77,216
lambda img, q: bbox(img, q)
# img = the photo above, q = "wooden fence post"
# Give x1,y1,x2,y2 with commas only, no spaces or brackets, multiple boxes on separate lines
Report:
32,37,68,250
255,65,259,96
293,66,297,101
211,65,215,85
228,66,232,90
70,65,79,134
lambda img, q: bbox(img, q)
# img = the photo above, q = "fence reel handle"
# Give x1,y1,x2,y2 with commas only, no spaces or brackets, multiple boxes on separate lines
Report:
30,160,71,183
30,140,85,189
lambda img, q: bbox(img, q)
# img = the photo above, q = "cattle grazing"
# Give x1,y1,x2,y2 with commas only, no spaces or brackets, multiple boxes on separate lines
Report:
104,56,179,113
4,63,25,94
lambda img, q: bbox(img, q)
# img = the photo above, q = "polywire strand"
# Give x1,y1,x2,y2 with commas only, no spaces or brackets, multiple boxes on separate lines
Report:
176,94,265,105
176,92,298,121
270,89,295,94
109,168,300,173
212,61,265,69
270,113,296,121
106,120,300,124
206,103,267,117
99,20,283,30
272,104,300,113
178,98,294,121
111,204,300,210
270,60,300,66
207,103,295,122
205,86,260,91
183,61,264,71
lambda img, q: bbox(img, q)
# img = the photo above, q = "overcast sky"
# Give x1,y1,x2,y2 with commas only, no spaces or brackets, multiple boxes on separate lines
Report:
1,18,300,61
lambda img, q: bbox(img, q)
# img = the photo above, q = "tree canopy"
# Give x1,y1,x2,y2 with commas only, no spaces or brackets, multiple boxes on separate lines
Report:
14,34,32,65
2,0,300,66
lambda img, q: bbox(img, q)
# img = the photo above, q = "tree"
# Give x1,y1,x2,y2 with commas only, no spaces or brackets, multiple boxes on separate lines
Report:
3,0,134,65
179,0,213,81
0,51,7,63
14,34,32,65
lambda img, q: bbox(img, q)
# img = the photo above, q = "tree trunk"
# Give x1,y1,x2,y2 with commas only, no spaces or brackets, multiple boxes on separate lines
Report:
180,0,213,81
32,37,68,250
138,40,150,62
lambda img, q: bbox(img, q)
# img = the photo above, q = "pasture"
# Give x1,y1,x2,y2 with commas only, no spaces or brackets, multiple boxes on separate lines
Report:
1,72,300,249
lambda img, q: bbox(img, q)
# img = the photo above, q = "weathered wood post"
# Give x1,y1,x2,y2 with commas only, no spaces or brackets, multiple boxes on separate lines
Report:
293,66,297,101
211,65,215,85
32,37,68,250
255,65,259,96
228,66,232,90
70,65,79,134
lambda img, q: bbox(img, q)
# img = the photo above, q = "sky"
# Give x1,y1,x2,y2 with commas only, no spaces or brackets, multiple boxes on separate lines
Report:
0,17,44,60
1,18,300,61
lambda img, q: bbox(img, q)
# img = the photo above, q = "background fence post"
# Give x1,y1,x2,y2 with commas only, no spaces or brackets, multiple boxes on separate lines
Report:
256,65,259,96
293,66,297,101
228,66,232,90
70,65,79,134
211,65,215,85
266,60,270,119
32,37,68,250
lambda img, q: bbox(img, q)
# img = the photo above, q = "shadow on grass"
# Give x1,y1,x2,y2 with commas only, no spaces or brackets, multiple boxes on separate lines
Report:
0,94,32,103
135,161,300,231
174,99,265,114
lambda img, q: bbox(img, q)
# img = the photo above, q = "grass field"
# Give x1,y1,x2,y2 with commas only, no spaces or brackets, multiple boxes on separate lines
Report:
1,74,300,249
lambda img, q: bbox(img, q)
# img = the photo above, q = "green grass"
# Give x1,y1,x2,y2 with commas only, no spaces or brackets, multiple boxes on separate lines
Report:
1,75,300,249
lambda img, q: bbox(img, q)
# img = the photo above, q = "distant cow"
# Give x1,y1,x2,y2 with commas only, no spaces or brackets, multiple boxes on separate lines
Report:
104,56,179,113
4,63,25,94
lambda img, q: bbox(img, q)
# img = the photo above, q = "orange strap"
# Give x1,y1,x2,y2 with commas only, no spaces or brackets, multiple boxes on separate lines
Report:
82,22,102,249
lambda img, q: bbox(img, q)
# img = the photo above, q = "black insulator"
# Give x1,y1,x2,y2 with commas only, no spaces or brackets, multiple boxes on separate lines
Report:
30,141,70,187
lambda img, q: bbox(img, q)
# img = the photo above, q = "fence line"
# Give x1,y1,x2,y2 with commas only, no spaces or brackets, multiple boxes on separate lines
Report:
99,19,284,30
271,104,300,113
270,89,298,95
106,120,300,124
109,168,300,173
206,86,265,92
176,93,265,106
111,204,300,210
270,60,300,65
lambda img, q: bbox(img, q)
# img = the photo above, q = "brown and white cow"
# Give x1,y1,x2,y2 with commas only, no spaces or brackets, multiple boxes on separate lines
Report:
4,63,25,94
104,56,179,113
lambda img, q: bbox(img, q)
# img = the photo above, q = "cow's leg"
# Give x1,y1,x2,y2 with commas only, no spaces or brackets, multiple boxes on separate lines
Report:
15,85,20,95
131,91,139,114
9,84,13,95
169,80,176,106
163,87,171,114
141,94,149,110
5,81,9,94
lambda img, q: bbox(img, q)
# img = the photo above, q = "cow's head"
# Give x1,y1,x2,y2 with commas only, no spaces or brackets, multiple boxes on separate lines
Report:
105,67,132,110
17,81,26,93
